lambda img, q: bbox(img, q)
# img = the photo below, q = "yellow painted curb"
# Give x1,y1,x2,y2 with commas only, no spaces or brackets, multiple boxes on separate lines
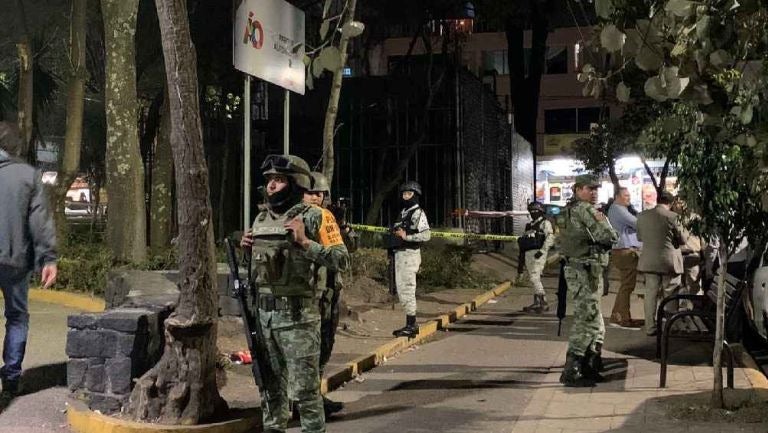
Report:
26,288,105,312
0,288,105,312
321,280,512,394
737,347,768,400
67,399,260,433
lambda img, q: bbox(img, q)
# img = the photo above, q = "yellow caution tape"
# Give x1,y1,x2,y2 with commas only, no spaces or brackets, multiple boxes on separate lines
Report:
349,224,519,242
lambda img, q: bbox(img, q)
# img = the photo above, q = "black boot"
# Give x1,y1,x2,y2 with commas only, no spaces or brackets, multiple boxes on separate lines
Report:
582,343,605,383
393,315,418,338
522,295,549,314
323,395,344,417
539,295,550,312
559,352,596,387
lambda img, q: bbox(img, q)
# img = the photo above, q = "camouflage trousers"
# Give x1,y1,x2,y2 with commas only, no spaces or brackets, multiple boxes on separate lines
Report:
259,307,325,433
564,262,606,356
524,249,548,296
395,249,421,316
318,286,341,375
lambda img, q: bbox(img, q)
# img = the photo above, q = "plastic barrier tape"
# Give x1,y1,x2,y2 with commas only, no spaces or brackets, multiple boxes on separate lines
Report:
349,224,519,242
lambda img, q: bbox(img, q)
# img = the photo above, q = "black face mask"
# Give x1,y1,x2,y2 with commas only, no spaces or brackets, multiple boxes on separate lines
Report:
401,194,419,208
267,179,303,213
530,210,544,220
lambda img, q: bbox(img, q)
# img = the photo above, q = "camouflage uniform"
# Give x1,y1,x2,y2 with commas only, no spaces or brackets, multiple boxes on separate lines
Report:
252,159,349,433
557,175,617,387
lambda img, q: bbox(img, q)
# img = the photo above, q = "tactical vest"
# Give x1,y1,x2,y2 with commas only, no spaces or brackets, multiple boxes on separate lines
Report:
251,204,317,297
388,206,422,250
519,218,547,251
556,202,593,259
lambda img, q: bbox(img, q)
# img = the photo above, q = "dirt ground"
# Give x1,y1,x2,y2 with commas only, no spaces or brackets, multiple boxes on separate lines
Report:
215,251,518,408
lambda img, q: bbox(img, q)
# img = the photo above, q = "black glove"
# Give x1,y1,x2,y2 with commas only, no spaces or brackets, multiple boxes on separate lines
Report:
534,251,543,259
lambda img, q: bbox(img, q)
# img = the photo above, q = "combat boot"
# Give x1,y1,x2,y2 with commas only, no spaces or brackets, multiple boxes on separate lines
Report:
393,315,418,338
522,295,549,314
559,352,596,387
323,395,344,417
582,343,605,382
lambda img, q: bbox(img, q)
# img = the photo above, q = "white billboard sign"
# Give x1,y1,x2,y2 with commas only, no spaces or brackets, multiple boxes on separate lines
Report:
234,0,306,95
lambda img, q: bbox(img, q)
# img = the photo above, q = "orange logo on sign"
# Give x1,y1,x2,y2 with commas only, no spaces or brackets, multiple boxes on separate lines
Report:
243,12,264,49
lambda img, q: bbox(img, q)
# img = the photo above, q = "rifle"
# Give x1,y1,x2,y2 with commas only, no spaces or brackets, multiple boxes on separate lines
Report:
556,258,568,336
224,238,272,388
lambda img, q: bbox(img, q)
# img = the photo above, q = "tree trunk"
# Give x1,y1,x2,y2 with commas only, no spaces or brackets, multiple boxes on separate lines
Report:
322,0,358,184
127,0,226,423
608,163,620,193
102,0,147,263
55,0,88,246
150,88,174,255
14,0,34,161
711,246,728,409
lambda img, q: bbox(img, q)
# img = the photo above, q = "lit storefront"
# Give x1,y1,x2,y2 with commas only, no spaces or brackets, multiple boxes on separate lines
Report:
536,156,678,210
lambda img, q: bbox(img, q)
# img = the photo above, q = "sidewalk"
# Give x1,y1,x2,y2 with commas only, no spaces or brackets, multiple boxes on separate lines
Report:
322,270,768,432
500,286,768,433
0,299,74,433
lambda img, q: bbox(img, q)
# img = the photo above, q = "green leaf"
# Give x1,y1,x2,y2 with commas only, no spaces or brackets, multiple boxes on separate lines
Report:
342,21,365,38
635,46,664,71
645,76,669,102
312,57,324,78
318,46,342,72
671,40,687,57
306,71,314,90
600,24,625,52
696,15,710,39
320,19,330,40
595,0,615,19
741,104,754,124
709,49,733,68
665,0,695,17
616,81,631,102
622,29,643,57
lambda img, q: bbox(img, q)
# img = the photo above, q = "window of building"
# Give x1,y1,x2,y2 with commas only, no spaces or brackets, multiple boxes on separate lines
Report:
545,46,568,74
545,107,604,134
544,109,577,134
482,50,508,75
577,107,601,132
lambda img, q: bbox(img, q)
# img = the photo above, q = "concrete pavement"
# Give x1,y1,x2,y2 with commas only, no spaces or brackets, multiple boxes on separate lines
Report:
0,299,74,433
322,285,768,433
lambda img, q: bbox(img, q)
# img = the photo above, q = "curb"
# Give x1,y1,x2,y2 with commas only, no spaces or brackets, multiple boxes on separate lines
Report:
737,346,768,399
0,288,105,312
66,399,260,433
321,280,512,394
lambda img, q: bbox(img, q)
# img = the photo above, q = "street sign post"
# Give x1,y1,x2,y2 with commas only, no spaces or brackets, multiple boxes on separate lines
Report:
234,0,305,230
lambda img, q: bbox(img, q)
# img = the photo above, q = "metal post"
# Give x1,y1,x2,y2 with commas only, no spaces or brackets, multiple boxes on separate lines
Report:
283,89,290,154
243,75,252,231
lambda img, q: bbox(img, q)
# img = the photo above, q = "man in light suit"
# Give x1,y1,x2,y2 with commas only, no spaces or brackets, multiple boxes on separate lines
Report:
637,191,687,336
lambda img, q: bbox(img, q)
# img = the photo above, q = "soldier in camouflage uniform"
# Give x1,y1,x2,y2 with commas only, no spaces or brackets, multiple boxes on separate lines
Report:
557,174,617,387
241,155,349,433
391,181,431,338
303,171,346,417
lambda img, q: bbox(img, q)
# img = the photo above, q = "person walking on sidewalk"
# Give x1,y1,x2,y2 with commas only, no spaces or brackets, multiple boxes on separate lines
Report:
557,174,617,387
637,191,687,336
241,155,349,433
391,181,431,338
303,171,346,417
0,122,57,396
607,187,643,328
520,201,554,314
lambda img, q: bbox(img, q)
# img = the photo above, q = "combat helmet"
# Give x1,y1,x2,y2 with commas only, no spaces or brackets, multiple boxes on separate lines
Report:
309,171,331,194
260,154,312,190
399,180,422,196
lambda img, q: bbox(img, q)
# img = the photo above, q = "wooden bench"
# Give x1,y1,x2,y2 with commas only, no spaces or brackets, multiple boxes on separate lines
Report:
655,272,748,388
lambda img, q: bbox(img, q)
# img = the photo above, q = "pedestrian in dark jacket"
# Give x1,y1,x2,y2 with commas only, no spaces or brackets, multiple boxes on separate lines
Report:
0,122,57,395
